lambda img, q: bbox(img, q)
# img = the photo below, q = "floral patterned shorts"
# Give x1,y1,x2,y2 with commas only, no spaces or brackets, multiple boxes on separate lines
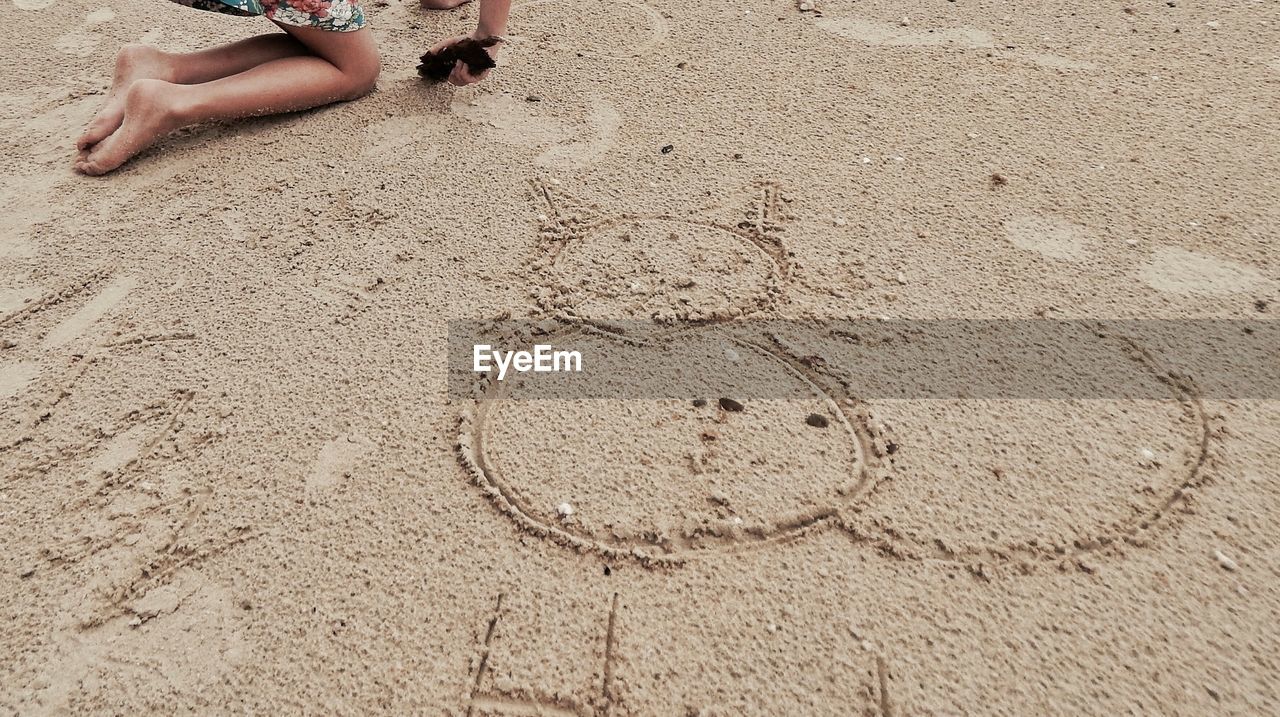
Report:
171,0,366,32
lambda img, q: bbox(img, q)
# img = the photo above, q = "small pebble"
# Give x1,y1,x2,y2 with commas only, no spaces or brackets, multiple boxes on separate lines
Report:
661,144,675,154
833,217,847,227
525,94,543,102
723,347,740,362
692,398,707,407
556,502,574,519
719,397,745,412
1214,550,1237,571
1139,448,1157,465
806,413,830,428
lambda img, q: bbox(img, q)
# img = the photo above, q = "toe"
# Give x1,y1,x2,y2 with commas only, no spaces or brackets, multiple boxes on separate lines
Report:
77,116,119,151
76,159,108,176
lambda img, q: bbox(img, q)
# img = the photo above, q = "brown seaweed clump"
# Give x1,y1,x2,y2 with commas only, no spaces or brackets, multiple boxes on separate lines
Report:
417,37,502,82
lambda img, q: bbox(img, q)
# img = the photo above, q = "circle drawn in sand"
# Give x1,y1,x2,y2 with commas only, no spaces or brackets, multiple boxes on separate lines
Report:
1004,214,1093,261
848,324,1214,569
459,329,881,563
534,180,791,325
551,219,780,323
1139,246,1273,296
509,0,668,58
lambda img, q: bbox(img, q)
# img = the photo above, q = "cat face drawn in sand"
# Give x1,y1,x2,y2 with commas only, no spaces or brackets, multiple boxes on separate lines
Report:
457,181,1217,573
457,180,891,565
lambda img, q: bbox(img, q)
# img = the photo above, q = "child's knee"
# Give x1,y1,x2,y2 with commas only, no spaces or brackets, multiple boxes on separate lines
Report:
342,61,379,100
338,44,380,100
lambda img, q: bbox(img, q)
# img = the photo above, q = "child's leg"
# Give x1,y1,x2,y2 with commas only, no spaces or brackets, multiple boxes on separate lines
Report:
79,34,312,152
75,24,379,176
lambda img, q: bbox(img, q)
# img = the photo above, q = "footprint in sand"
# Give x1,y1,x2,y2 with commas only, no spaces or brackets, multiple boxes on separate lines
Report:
54,9,116,58
305,433,375,500
0,186,50,259
508,0,668,58
816,18,996,48
0,90,100,165
1020,53,1099,71
361,116,441,163
55,32,100,58
1004,214,1095,261
136,27,200,52
0,286,42,315
815,17,1096,71
0,169,81,259
42,276,138,349
452,94,619,169
1139,246,1274,296
0,363,41,401
0,273,136,405
29,573,246,714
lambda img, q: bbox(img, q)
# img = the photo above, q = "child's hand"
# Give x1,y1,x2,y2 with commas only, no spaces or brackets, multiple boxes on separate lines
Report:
427,34,500,86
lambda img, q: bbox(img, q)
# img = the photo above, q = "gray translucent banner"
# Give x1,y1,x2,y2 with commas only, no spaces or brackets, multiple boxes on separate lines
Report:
447,320,1278,400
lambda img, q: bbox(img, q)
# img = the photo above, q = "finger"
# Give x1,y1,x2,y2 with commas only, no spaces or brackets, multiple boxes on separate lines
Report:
448,62,468,86
428,35,459,53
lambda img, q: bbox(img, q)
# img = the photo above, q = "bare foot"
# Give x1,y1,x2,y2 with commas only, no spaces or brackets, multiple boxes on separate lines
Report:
420,0,471,8
75,79,186,176
77,44,174,154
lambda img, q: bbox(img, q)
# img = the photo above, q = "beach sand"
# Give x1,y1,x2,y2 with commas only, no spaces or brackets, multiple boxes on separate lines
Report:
2,0,1278,713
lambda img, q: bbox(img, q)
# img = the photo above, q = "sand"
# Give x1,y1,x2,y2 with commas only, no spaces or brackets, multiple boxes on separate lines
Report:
2,0,1279,714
